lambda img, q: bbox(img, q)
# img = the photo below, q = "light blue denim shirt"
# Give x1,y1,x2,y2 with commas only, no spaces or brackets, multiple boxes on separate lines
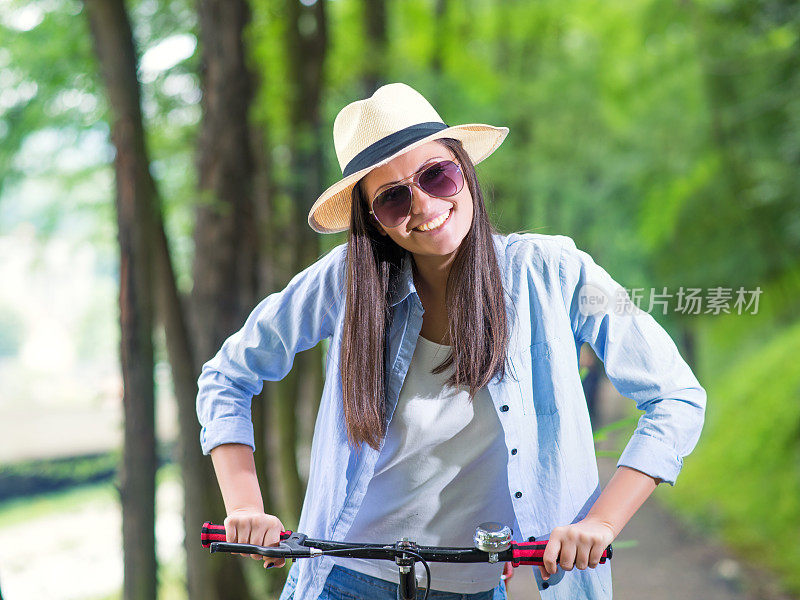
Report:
197,232,706,600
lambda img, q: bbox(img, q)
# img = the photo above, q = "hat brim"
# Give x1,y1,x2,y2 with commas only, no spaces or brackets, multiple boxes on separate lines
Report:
307,124,509,234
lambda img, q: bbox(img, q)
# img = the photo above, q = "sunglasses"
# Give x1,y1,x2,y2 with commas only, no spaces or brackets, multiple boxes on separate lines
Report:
368,159,465,229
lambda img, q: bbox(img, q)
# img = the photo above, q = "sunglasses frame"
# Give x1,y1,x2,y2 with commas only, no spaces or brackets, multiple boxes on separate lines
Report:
368,159,464,229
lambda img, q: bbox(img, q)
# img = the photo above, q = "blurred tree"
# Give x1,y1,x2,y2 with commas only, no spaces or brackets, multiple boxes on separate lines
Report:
154,185,209,599
270,0,328,528
363,0,388,95
83,0,258,596
82,1,157,599
80,0,233,597
648,0,800,295
430,0,447,77
4,0,800,595
190,0,260,598
191,3,259,377
244,17,276,584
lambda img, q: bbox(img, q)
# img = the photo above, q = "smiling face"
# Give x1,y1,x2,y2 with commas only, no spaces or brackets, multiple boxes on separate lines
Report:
361,140,474,260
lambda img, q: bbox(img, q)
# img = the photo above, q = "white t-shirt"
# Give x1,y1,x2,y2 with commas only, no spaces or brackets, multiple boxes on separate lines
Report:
329,335,517,593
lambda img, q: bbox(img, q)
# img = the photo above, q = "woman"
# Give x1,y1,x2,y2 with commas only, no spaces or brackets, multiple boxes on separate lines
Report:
197,83,706,600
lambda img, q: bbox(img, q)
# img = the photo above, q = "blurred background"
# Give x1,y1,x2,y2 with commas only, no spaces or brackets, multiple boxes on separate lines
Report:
0,0,798,599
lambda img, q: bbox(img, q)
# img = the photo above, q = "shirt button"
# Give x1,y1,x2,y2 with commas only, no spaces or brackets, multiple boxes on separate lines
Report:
510,448,517,455
515,491,522,498
528,536,536,542
500,405,509,412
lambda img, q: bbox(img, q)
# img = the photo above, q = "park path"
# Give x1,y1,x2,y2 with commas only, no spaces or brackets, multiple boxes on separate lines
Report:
504,379,795,600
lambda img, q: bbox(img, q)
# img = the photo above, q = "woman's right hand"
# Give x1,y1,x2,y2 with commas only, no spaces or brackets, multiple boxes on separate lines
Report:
224,508,287,568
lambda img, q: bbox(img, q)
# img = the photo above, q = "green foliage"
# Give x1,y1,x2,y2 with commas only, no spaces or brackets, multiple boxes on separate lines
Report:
591,415,641,444
663,317,800,594
646,0,800,289
608,539,639,551
3,0,800,595
0,478,117,525
0,452,119,503
0,0,100,192
0,0,200,288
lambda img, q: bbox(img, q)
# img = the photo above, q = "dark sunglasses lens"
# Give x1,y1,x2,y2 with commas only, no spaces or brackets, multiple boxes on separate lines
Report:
373,185,412,227
418,160,463,198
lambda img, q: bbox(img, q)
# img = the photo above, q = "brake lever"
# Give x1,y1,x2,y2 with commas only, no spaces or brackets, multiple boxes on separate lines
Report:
210,532,323,559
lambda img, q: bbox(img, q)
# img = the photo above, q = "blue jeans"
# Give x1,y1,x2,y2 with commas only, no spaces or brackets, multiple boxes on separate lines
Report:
279,561,508,600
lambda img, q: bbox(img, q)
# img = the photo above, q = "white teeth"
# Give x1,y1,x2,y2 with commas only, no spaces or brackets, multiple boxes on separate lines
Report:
415,209,450,232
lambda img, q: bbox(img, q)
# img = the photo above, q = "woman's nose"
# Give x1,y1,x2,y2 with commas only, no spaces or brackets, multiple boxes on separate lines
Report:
409,183,439,215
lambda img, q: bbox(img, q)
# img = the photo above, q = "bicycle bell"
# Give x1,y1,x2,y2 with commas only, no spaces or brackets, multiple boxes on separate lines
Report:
473,522,512,553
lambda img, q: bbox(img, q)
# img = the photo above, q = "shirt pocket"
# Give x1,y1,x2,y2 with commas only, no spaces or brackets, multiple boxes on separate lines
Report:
530,337,560,416
511,336,560,416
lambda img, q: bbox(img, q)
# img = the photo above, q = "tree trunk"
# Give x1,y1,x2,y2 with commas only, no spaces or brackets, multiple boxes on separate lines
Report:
431,0,447,80
192,0,260,359
277,0,329,517
192,0,260,597
250,124,277,511
151,220,213,600
83,1,157,599
363,0,387,95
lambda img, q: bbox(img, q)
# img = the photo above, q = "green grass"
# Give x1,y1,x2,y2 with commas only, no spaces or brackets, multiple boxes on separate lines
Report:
0,452,119,502
0,478,117,524
662,316,800,595
0,462,181,524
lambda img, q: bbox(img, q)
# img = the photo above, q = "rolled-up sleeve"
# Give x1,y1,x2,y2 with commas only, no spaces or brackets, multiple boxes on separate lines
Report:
196,243,347,455
558,236,706,486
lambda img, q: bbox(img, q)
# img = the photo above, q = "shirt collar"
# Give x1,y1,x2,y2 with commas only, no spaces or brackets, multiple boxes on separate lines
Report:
389,251,418,307
386,235,507,307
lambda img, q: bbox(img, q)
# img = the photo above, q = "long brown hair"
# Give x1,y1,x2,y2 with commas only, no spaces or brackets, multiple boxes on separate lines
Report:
340,137,510,451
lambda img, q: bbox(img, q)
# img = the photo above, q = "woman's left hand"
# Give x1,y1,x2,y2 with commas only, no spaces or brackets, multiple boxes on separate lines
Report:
539,518,616,580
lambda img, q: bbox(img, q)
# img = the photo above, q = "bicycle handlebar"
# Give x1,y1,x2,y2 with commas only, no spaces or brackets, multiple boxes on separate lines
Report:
201,522,294,546
201,521,612,568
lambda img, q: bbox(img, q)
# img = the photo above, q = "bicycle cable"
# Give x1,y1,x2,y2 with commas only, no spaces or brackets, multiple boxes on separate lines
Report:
313,546,432,600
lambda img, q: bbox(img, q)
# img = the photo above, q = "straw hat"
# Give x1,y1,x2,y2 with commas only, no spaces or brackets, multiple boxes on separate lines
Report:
308,83,509,234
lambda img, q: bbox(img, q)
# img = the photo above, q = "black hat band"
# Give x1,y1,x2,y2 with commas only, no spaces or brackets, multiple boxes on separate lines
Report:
342,121,449,177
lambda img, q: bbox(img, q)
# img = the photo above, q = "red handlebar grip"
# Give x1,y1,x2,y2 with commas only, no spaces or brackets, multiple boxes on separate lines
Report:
201,521,293,548
510,540,612,567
